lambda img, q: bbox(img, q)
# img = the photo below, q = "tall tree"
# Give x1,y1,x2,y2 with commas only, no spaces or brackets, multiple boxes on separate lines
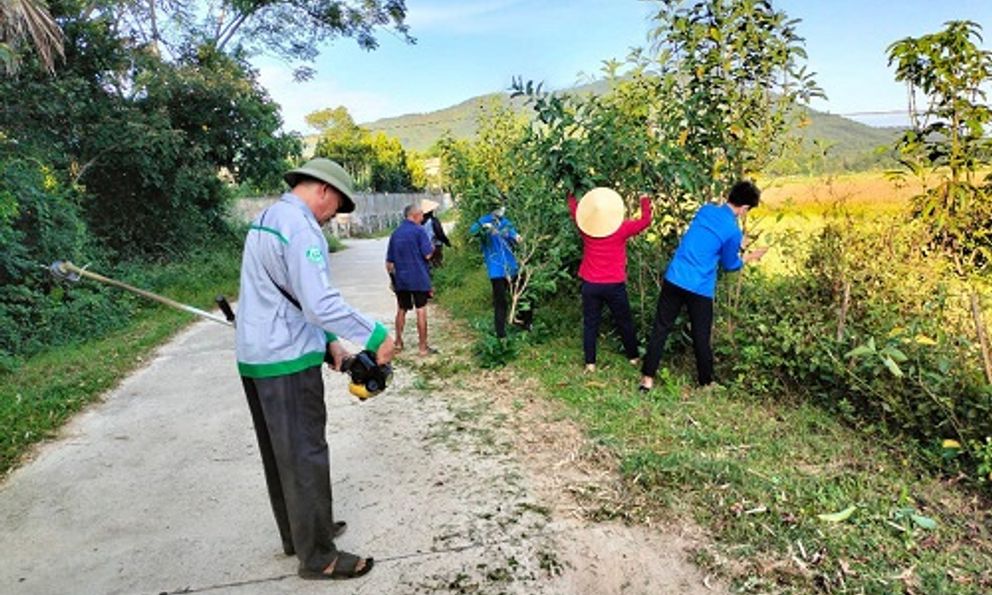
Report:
306,106,362,136
888,20,992,272
309,106,415,191
368,131,411,192
108,0,412,80
311,106,374,186
644,0,823,197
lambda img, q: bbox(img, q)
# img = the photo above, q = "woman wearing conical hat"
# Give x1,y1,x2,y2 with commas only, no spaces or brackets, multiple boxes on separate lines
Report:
420,198,451,269
568,188,652,373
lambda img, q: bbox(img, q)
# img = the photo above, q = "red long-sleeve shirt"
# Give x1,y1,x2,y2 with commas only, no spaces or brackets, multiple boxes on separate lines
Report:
568,194,652,283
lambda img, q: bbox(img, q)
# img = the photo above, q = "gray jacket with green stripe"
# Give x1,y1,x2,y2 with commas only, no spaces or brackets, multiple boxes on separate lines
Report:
235,193,387,378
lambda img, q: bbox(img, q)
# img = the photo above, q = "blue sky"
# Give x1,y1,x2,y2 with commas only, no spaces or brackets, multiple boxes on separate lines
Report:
254,0,992,134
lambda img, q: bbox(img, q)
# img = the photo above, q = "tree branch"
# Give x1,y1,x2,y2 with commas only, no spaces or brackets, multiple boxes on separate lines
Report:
216,11,251,51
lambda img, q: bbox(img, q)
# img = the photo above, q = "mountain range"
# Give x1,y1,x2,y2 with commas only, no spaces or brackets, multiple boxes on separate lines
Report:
349,82,902,172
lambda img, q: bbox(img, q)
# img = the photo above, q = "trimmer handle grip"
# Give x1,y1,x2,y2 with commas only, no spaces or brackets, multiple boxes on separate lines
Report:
216,296,236,323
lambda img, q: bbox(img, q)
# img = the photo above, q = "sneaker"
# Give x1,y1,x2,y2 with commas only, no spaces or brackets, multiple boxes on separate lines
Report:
584,364,596,373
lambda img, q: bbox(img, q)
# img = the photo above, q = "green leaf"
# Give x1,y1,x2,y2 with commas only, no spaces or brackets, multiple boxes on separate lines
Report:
910,514,937,530
882,356,904,378
886,347,909,362
845,345,875,359
818,505,856,523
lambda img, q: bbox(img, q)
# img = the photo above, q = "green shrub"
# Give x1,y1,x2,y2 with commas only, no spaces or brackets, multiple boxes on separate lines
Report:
432,237,491,322
472,331,522,369
0,149,244,367
716,215,992,486
0,154,128,366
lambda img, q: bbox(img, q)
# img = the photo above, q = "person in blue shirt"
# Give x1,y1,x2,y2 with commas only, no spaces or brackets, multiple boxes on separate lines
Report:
386,203,435,355
469,205,529,338
639,181,768,391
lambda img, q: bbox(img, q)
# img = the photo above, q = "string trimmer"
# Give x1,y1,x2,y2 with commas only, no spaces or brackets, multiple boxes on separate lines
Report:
48,260,392,399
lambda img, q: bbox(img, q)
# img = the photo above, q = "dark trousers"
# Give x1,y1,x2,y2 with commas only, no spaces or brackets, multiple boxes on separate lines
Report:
581,281,639,364
241,367,337,573
428,244,444,269
641,279,715,386
491,277,532,338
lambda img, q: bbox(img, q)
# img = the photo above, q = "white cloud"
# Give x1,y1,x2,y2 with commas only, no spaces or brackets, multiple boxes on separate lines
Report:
256,61,393,134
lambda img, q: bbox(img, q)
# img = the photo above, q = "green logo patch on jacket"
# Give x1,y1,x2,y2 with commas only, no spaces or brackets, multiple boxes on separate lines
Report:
305,246,323,263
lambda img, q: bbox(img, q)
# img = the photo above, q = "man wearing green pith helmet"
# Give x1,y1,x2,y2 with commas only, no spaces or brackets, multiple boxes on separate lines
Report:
235,158,394,580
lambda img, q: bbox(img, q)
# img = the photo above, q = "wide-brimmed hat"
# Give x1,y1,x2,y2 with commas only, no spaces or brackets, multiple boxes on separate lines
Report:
576,187,624,237
421,198,440,214
283,158,357,214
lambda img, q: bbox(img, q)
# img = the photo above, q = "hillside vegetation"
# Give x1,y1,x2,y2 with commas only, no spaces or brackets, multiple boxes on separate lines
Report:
347,82,901,173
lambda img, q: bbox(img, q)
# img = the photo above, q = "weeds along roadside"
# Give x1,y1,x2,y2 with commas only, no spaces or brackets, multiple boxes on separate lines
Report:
0,241,243,478
432,234,992,593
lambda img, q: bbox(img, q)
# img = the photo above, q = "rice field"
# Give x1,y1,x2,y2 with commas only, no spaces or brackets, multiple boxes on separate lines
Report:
749,171,918,274
759,170,921,212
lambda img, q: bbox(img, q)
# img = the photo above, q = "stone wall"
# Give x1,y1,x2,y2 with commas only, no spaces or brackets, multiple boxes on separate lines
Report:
235,192,451,237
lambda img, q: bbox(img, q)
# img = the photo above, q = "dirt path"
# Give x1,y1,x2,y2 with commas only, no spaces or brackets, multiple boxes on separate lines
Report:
0,237,719,594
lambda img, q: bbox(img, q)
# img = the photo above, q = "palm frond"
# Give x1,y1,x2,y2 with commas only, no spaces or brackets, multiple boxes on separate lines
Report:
0,0,64,73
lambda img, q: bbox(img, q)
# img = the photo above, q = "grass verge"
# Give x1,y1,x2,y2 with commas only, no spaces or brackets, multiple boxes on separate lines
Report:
433,250,992,593
0,246,242,478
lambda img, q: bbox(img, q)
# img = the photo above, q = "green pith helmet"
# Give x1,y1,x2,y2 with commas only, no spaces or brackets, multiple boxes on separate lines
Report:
283,158,357,214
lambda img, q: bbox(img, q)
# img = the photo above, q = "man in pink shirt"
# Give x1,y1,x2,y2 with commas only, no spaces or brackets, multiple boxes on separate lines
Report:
568,188,652,372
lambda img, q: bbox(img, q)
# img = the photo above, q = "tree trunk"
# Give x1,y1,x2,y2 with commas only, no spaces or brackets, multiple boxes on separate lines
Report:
970,292,992,385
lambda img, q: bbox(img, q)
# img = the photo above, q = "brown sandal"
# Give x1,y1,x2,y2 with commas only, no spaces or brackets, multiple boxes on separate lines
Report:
299,551,374,580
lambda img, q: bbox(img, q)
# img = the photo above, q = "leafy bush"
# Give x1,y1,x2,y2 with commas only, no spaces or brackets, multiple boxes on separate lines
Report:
0,140,249,367
0,16,299,260
472,331,522,369
717,215,992,485
0,6,299,365
441,0,821,336
78,47,299,258
0,152,127,367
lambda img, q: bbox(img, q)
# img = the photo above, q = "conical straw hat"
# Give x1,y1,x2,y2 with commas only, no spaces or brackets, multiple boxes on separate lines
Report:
576,187,624,238
421,198,440,213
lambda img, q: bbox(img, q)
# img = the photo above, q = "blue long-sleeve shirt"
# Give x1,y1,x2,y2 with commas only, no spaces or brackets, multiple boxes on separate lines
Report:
664,203,744,298
469,214,520,279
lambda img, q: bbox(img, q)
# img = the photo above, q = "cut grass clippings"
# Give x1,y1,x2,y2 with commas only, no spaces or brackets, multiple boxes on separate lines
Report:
511,339,992,593
0,249,242,478
432,272,992,593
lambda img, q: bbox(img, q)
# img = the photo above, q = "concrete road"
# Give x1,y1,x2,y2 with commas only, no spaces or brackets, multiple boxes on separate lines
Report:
0,237,715,595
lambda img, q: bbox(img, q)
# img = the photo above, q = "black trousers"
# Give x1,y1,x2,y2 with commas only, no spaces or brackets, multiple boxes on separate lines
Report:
241,366,337,573
490,277,532,338
581,281,639,364
641,279,715,386
428,244,444,269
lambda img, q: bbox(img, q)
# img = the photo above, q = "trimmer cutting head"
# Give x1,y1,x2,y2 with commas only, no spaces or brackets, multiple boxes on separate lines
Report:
49,260,81,283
